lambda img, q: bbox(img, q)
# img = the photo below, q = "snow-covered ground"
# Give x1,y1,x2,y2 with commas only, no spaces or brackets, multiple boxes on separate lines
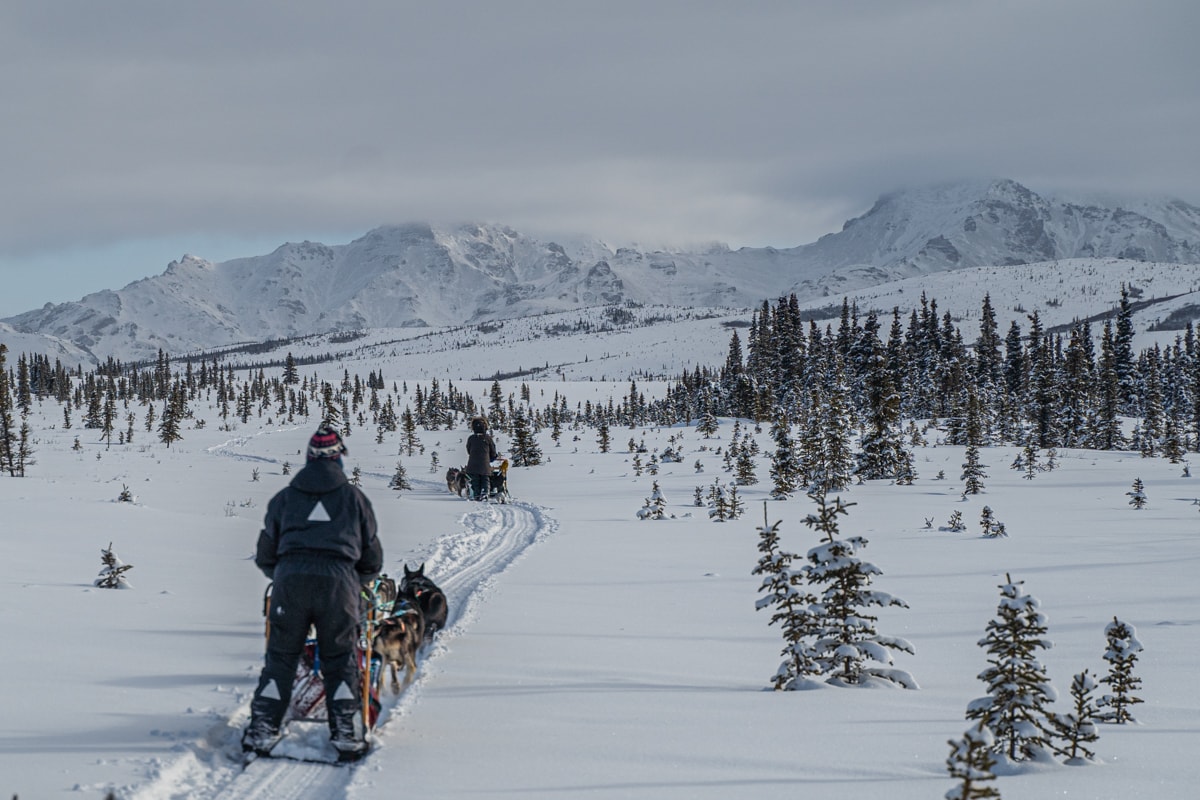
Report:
2,358,1198,799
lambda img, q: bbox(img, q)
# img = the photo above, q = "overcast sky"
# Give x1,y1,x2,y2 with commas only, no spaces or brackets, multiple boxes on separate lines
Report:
1,0,1196,317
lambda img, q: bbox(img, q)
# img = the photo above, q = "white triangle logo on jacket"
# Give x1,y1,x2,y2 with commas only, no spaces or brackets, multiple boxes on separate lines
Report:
307,501,332,522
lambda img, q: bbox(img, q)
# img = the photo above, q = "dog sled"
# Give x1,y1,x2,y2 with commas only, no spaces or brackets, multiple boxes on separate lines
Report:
256,567,448,755
446,459,511,502
259,576,397,734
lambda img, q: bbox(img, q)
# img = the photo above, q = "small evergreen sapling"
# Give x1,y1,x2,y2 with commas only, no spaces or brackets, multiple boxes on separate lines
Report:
944,722,1001,800
95,543,133,589
961,445,988,495
802,494,917,688
636,480,667,520
966,574,1057,763
1126,477,1147,509
943,509,966,532
726,484,745,519
1046,669,1101,764
1097,616,1143,723
752,507,822,689
389,462,412,493
979,506,1006,538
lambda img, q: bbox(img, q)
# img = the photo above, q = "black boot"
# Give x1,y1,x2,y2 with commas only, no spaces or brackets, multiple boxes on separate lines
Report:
328,698,369,762
241,716,283,756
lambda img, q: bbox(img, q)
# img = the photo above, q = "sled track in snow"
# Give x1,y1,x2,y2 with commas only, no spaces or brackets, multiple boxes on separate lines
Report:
160,500,555,800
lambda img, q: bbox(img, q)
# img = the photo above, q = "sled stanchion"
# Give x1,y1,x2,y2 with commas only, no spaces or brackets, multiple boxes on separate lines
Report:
362,598,374,731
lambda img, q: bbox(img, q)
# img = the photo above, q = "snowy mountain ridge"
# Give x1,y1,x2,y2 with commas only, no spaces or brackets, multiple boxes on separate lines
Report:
4,179,1200,362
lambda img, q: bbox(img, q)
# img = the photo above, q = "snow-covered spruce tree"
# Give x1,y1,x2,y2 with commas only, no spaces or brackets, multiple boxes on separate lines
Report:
1097,616,1143,723
509,407,542,466
708,480,729,522
734,445,757,485
1127,477,1147,509
961,445,987,495
944,509,966,533
752,508,822,689
979,506,1006,538
636,480,667,520
693,486,705,507
817,365,856,494
596,419,611,453
966,573,1057,763
945,722,1001,800
95,543,133,589
389,462,411,493
696,395,719,438
893,448,917,485
1045,669,1101,764
802,493,917,688
726,484,745,520
1022,440,1040,480
856,312,907,481
768,413,801,499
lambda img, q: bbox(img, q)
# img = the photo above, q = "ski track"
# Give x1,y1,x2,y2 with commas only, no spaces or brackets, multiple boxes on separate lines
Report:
136,437,556,800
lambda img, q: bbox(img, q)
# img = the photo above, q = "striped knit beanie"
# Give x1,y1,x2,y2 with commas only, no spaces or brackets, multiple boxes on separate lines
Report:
307,424,347,461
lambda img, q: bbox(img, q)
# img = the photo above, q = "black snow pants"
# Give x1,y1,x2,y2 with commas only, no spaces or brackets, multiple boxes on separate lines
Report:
250,560,363,735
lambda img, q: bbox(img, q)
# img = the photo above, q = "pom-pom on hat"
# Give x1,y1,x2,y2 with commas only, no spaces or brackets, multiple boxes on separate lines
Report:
307,424,347,461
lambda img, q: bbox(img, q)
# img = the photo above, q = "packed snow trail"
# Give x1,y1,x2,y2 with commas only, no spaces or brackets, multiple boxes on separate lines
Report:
132,499,555,800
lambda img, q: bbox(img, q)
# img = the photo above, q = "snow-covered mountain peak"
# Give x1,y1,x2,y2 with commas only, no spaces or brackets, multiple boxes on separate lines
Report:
5,180,1200,363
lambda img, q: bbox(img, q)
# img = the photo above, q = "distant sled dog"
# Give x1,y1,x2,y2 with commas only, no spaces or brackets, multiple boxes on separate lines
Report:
445,467,469,497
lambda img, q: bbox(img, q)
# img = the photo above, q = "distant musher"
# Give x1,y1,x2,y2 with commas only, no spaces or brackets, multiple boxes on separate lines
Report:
464,416,498,500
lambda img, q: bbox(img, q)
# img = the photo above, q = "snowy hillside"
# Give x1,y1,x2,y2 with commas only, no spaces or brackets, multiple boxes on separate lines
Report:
795,258,1200,349
2,310,1198,800
4,180,1200,363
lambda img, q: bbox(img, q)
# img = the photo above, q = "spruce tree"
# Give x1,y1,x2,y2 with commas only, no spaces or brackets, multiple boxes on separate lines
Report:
856,312,906,480
0,343,16,476
966,574,1057,763
961,445,987,495
389,462,412,493
1097,616,1143,723
596,420,611,453
636,480,667,520
752,509,822,689
1046,670,1101,764
802,494,916,688
735,445,758,485
94,543,133,589
945,722,1001,800
157,386,183,448
509,407,542,466
1126,477,1147,509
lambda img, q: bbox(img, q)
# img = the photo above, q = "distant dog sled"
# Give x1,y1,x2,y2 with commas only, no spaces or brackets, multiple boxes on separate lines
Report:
448,459,510,502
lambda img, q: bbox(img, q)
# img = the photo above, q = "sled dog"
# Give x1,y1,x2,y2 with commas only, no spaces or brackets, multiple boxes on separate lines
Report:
372,598,425,694
400,562,448,638
445,467,469,497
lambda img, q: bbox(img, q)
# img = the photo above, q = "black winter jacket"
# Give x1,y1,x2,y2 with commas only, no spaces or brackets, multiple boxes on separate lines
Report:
465,432,498,476
255,459,382,581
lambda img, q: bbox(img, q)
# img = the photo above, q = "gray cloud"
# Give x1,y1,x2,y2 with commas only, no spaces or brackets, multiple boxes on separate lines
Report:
1,0,1197,314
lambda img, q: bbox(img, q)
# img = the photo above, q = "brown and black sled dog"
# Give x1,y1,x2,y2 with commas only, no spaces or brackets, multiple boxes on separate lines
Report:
372,597,424,694
400,562,448,638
